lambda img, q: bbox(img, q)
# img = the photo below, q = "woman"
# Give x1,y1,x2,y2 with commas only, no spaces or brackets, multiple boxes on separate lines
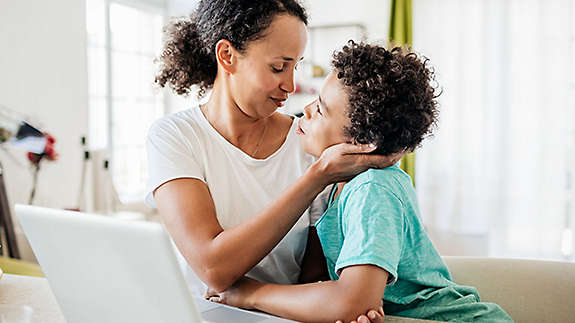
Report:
147,1,400,321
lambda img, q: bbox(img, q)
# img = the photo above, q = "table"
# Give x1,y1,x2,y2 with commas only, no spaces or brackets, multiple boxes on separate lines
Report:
0,274,444,323
0,274,65,323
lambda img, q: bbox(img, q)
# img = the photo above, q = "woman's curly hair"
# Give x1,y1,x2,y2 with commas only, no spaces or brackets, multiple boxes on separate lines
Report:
332,41,440,155
155,0,307,97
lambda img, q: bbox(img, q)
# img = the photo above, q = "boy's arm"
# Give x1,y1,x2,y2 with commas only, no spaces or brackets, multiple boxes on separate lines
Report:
210,264,388,323
298,226,331,283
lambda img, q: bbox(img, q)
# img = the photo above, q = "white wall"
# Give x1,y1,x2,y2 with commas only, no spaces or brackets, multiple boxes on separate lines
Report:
168,0,199,15
0,0,89,259
306,0,390,41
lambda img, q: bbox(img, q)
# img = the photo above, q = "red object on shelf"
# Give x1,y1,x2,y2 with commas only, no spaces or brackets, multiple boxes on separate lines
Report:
27,133,58,165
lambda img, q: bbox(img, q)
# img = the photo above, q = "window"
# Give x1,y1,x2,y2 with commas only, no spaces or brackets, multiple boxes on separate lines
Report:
86,0,167,203
413,0,575,261
565,1,575,260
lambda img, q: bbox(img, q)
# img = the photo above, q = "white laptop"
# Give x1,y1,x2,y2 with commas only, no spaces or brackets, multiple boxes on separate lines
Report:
16,204,295,323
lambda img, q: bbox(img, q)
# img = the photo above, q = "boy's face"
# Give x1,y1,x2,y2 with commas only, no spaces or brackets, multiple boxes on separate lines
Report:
297,71,351,157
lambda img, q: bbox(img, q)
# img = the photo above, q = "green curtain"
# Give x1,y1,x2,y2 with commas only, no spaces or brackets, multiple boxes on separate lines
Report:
389,0,415,186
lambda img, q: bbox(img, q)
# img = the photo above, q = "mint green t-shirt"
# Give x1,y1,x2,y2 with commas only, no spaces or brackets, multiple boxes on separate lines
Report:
315,166,512,322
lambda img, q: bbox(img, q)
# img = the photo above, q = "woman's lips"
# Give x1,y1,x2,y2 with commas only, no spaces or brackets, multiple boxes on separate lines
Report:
271,97,286,107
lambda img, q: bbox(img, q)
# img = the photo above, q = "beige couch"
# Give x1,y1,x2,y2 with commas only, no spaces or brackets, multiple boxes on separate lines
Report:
442,256,575,323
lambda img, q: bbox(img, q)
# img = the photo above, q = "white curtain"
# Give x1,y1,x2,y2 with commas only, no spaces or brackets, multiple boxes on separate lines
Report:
413,0,575,261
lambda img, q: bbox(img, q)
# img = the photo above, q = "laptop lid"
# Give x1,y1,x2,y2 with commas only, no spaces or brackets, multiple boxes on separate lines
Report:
16,204,203,323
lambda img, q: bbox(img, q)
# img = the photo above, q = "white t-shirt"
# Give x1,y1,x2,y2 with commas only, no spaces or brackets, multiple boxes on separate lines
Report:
145,107,325,295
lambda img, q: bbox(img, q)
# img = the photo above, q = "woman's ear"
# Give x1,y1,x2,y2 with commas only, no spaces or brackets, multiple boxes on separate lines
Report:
215,39,237,74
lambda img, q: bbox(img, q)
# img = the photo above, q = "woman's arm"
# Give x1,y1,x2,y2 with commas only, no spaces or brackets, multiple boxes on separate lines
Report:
155,162,326,292
155,143,403,292
210,264,389,323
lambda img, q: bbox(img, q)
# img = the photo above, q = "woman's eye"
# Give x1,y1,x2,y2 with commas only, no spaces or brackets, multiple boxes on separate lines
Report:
272,65,284,73
316,103,322,115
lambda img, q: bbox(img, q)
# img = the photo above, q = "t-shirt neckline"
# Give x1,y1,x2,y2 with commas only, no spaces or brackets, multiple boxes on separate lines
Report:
195,106,296,163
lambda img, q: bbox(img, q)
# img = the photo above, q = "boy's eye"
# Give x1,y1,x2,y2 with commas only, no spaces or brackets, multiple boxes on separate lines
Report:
272,65,284,73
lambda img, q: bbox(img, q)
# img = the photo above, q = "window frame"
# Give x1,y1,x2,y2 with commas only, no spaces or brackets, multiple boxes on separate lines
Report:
87,0,169,203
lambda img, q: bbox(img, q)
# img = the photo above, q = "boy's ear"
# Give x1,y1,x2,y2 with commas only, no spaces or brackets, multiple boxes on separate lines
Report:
215,39,238,74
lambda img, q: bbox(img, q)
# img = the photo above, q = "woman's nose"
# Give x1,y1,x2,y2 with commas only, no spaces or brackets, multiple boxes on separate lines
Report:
279,69,296,94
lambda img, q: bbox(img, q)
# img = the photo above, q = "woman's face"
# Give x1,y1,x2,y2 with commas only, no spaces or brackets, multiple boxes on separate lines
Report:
297,71,351,158
230,14,307,119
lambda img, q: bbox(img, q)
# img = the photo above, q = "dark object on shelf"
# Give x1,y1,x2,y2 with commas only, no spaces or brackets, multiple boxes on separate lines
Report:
76,136,90,211
0,161,19,258
16,121,43,140
0,106,58,259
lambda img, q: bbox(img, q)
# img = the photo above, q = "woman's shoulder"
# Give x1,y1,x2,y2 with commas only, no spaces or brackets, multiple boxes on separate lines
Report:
147,107,211,156
150,107,202,128
148,107,207,138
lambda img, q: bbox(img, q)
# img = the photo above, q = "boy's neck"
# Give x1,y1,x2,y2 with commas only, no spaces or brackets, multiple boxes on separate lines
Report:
333,182,347,201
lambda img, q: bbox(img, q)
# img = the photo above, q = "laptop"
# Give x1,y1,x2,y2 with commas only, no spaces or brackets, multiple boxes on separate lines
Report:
15,204,295,323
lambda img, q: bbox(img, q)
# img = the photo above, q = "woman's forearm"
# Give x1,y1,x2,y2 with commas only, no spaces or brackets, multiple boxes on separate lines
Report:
203,162,329,291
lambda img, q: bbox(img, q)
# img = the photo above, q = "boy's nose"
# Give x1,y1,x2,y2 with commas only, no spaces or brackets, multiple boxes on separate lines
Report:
303,104,311,119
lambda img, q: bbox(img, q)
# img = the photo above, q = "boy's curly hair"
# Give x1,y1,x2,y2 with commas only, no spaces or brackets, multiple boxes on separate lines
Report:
332,41,440,155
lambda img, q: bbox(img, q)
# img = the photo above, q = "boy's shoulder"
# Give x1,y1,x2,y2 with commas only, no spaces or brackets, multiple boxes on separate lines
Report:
337,165,414,205
347,165,412,191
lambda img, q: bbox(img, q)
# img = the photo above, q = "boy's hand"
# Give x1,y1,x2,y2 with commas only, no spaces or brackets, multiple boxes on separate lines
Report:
205,276,262,310
335,306,385,323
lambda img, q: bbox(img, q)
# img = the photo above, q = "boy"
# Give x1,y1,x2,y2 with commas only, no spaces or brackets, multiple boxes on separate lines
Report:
207,41,513,323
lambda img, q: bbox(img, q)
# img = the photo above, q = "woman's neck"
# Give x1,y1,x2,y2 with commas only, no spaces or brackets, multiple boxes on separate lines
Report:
202,83,270,148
